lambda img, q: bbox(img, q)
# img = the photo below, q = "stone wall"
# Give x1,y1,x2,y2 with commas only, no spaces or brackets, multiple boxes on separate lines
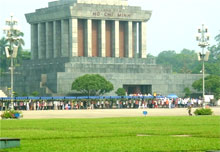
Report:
0,57,202,97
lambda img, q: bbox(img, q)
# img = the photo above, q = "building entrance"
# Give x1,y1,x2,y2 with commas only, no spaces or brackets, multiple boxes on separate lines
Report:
123,85,152,95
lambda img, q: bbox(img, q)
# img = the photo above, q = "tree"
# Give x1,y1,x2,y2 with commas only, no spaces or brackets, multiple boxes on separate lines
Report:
209,33,220,61
178,49,198,74
192,75,220,99
20,50,31,60
205,33,220,76
12,32,25,66
0,37,8,56
115,88,126,96
0,33,29,75
156,49,199,74
156,50,177,66
31,91,39,97
0,37,9,74
183,87,191,98
72,74,114,96
147,53,155,58
13,92,20,97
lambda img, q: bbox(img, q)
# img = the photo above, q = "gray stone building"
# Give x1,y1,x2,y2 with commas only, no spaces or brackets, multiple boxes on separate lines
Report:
0,0,201,97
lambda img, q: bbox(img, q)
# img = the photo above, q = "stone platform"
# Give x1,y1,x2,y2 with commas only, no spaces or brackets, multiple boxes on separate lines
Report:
0,57,202,97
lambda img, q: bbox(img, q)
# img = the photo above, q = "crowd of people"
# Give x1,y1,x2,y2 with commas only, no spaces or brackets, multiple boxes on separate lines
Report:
0,97,210,111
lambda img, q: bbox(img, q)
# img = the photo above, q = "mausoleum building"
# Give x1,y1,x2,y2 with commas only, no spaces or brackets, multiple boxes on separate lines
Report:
0,0,201,97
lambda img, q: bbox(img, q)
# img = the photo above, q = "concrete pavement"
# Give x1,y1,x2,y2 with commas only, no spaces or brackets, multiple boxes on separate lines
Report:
5,107,219,119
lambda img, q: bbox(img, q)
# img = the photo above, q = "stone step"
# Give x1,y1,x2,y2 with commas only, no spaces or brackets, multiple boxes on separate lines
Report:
0,90,7,97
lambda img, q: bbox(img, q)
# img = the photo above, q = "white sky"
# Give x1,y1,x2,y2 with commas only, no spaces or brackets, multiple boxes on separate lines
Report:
0,0,220,56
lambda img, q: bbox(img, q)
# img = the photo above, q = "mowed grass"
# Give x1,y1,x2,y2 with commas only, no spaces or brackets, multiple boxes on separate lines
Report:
0,116,220,152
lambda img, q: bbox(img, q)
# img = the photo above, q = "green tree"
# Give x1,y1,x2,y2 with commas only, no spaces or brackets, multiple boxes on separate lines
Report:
0,33,29,75
183,87,191,98
204,63,220,76
155,46,220,76
147,53,155,58
204,33,220,76
209,33,220,61
0,37,9,74
115,88,126,96
156,50,177,66
13,92,20,97
192,75,220,99
178,49,198,74
0,37,8,56
156,49,199,74
31,91,39,97
12,32,25,66
72,74,114,96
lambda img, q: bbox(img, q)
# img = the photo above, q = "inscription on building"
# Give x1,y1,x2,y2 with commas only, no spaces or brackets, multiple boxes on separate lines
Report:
92,11,132,18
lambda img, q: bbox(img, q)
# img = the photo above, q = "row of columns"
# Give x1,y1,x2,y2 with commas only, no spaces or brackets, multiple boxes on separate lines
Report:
31,19,147,60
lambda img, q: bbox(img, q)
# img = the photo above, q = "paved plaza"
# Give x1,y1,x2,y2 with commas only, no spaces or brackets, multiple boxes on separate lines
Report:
1,107,219,119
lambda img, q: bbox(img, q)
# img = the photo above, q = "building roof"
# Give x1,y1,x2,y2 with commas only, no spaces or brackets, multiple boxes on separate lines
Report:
49,0,128,7
25,0,151,23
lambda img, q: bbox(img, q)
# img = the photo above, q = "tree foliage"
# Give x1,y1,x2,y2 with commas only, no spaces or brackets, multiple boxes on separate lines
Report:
156,49,199,74
183,87,191,98
0,37,9,75
115,88,126,96
72,74,114,96
31,91,39,97
192,75,220,99
0,35,30,75
155,32,220,76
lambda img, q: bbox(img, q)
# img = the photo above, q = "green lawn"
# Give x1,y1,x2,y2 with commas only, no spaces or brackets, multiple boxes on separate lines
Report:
0,116,220,152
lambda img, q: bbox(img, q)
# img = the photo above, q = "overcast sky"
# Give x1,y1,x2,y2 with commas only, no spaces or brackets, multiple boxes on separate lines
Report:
0,0,219,56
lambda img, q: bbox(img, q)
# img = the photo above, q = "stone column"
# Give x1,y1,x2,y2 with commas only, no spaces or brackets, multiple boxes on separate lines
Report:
139,22,147,58
53,21,61,58
85,19,92,57
31,24,38,60
112,20,119,57
69,18,78,57
38,23,46,59
125,21,133,58
46,22,53,59
133,22,138,58
98,20,106,57
61,19,69,57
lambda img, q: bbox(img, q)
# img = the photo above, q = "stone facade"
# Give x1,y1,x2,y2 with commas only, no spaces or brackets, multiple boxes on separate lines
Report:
0,0,202,97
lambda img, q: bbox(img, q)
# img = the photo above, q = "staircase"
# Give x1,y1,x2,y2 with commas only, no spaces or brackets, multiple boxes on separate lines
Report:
0,90,7,97
40,74,57,96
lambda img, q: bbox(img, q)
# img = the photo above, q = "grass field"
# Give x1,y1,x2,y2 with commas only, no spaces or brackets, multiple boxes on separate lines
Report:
0,116,220,152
